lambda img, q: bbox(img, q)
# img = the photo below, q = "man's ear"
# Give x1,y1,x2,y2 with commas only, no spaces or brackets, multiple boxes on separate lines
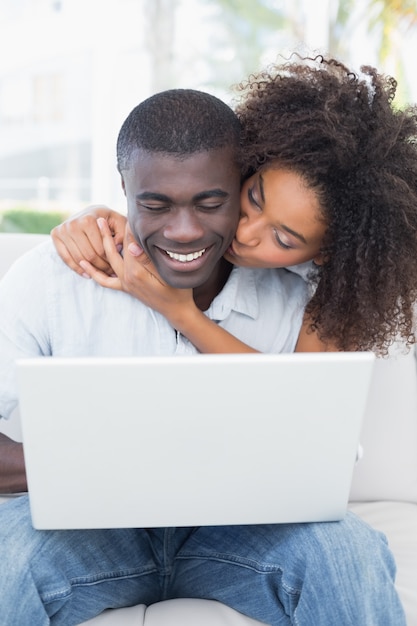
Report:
120,174,126,196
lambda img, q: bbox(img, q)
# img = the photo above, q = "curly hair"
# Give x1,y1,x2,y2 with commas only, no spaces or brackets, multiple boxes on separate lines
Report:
117,88,241,172
234,55,417,355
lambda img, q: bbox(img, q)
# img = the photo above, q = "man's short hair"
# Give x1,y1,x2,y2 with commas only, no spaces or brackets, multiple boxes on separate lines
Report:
117,89,242,172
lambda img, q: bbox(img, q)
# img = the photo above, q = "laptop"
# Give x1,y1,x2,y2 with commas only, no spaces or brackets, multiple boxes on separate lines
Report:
16,352,375,529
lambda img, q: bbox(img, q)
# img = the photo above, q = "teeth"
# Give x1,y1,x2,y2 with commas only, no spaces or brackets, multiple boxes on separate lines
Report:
166,249,206,263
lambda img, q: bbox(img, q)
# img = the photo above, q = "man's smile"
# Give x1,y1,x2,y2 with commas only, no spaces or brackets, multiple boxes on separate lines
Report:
164,248,206,263
152,245,214,274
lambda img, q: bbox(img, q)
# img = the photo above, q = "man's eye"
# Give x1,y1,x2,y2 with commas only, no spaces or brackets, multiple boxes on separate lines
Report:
138,203,168,211
197,203,222,210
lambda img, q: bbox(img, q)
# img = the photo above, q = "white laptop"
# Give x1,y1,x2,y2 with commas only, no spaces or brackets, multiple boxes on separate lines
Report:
16,352,375,529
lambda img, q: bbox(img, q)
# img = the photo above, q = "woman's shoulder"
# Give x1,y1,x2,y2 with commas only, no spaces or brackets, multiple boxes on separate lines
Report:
284,260,317,283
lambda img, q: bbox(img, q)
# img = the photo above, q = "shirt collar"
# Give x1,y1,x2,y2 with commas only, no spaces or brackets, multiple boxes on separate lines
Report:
205,266,259,322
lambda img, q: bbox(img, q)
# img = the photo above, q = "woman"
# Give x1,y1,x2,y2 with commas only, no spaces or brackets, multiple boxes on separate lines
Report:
52,54,417,355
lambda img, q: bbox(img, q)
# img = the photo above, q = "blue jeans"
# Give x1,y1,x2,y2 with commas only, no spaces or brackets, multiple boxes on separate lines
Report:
0,496,405,626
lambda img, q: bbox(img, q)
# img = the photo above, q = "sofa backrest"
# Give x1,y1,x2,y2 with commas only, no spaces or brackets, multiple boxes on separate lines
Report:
0,232,49,279
349,347,417,503
0,233,50,441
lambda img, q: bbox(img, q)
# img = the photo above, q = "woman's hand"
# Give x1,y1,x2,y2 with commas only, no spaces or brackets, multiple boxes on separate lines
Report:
51,206,127,277
80,218,195,324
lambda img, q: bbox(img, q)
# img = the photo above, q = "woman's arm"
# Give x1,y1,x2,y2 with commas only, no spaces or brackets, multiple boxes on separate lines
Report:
156,302,259,354
295,316,340,352
53,211,333,354
87,221,336,354
52,210,253,352
180,309,340,354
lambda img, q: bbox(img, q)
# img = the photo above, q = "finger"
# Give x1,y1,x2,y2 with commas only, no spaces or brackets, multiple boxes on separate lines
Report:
126,243,166,285
97,218,124,276
79,260,123,291
123,225,162,276
51,232,86,277
107,212,128,250
125,227,144,258
65,218,110,271
128,253,167,288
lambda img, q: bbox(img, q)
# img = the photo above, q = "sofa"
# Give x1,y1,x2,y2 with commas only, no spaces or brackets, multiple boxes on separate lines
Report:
0,233,416,625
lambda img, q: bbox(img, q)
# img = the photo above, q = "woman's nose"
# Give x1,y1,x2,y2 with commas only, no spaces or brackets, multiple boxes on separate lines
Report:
235,213,261,247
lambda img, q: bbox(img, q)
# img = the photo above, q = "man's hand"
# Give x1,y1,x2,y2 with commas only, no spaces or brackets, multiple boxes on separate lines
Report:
0,433,27,494
51,206,127,277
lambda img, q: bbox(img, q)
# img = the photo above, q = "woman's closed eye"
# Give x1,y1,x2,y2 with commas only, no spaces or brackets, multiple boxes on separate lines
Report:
274,229,294,250
248,186,261,210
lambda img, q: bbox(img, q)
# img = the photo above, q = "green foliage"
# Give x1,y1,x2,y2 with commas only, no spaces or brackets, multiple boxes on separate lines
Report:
0,208,68,234
200,0,417,102
327,0,417,101
367,0,417,64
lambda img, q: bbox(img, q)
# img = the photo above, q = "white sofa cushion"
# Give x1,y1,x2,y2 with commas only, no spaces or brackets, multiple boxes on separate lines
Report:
350,500,417,626
0,232,49,278
82,605,146,625
82,599,264,625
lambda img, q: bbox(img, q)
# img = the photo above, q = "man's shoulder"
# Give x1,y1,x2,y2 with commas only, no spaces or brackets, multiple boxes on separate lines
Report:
225,266,308,317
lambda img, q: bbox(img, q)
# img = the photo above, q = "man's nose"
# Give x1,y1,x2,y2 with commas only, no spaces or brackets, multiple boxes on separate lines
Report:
163,209,205,242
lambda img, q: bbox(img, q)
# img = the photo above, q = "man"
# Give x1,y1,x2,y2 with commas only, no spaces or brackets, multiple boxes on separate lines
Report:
0,89,404,625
